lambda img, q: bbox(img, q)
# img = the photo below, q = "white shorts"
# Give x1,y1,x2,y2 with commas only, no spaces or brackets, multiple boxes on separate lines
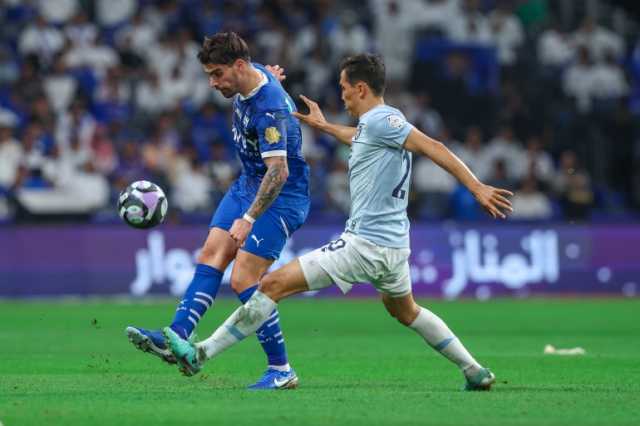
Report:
299,232,412,298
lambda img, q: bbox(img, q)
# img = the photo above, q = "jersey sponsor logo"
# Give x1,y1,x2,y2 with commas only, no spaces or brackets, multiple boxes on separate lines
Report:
232,127,259,153
246,137,258,149
387,115,405,129
232,127,241,143
265,127,281,144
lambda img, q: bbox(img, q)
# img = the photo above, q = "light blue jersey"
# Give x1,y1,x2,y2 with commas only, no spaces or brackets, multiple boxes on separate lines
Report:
345,104,414,248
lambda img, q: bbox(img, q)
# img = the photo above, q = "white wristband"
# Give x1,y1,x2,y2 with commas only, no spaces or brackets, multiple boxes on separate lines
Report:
243,213,256,224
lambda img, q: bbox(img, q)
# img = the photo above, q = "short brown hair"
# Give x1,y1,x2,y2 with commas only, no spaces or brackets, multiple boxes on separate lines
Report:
339,54,386,96
197,32,251,65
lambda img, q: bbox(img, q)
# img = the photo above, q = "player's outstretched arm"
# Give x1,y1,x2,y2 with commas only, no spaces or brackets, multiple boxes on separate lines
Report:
404,127,514,219
228,156,289,246
292,95,356,146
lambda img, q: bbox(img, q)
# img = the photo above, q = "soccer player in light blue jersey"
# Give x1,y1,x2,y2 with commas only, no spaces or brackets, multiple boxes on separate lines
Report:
164,54,513,390
126,32,310,389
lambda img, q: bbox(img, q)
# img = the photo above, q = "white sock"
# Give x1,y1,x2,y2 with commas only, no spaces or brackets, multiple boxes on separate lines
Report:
269,363,291,372
197,290,277,360
409,307,481,375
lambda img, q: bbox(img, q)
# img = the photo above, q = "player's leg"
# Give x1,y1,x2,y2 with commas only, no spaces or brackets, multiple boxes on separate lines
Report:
164,258,310,378
126,191,240,362
381,292,495,390
228,250,297,389
228,209,304,388
163,237,347,377
125,227,237,361
202,260,309,359
168,227,237,338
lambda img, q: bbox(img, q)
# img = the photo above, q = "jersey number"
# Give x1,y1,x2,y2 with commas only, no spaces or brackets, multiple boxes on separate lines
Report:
321,238,346,252
392,151,411,200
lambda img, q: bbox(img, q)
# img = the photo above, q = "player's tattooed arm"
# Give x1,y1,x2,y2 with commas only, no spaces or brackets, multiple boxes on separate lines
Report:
292,95,356,146
229,156,288,246
246,155,289,219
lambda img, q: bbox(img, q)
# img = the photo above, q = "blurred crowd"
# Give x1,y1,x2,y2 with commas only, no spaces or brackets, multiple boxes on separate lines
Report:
0,0,639,224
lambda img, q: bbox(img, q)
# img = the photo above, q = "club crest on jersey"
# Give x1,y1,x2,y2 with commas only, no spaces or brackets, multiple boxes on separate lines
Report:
265,127,281,144
387,115,405,129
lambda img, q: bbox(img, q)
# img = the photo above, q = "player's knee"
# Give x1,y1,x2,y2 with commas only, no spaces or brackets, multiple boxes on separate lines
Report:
197,243,233,266
258,272,277,294
196,249,212,264
387,309,414,326
395,313,414,326
396,305,420,326
384,301,419,326
258,272,287,301
196,244,216,264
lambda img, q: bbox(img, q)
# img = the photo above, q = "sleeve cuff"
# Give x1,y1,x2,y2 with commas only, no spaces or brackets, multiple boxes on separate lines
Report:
400,124,415,148
261,150,287,158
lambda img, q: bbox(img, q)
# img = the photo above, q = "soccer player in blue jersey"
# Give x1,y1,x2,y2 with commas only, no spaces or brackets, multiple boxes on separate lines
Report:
164,54,513,390
126,32,309,390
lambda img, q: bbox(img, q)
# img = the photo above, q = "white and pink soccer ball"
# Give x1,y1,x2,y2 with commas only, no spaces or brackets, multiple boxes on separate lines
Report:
117,180,168,229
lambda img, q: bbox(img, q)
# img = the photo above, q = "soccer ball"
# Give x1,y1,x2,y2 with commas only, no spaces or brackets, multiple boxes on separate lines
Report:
118,180,168,229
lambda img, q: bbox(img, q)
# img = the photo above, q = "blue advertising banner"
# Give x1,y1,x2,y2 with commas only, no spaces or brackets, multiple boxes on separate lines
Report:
0,224,638,298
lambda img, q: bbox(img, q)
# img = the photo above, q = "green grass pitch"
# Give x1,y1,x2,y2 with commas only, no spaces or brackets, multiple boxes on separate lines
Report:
1,298,638,425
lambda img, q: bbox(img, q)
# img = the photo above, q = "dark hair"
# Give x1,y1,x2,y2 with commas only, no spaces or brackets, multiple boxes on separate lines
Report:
339,54,386,96
197,32,251,65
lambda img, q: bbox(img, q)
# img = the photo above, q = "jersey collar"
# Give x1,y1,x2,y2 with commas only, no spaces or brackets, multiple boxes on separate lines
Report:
238,68,268,101
359,104,385,121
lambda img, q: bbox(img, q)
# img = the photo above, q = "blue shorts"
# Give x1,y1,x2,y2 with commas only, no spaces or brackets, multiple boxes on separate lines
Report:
210,189,308,260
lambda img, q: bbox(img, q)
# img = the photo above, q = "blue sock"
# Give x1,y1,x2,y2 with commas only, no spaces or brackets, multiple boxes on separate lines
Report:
237,285,289,367
170,264,223,339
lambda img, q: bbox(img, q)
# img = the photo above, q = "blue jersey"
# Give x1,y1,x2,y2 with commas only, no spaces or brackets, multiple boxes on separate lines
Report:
229,63,309,211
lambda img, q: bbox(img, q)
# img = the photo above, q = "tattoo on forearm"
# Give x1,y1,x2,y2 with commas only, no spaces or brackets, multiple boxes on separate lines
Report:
247,160,287,219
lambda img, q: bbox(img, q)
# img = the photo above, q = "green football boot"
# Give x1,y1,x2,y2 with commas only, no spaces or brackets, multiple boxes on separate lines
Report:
464,368,496,391
163,327,203,376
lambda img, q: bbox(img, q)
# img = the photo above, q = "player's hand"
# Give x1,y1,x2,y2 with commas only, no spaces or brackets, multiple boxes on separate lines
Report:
292,95,327,129
472,184,514,219
265,64,286,82
229,218,253,247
